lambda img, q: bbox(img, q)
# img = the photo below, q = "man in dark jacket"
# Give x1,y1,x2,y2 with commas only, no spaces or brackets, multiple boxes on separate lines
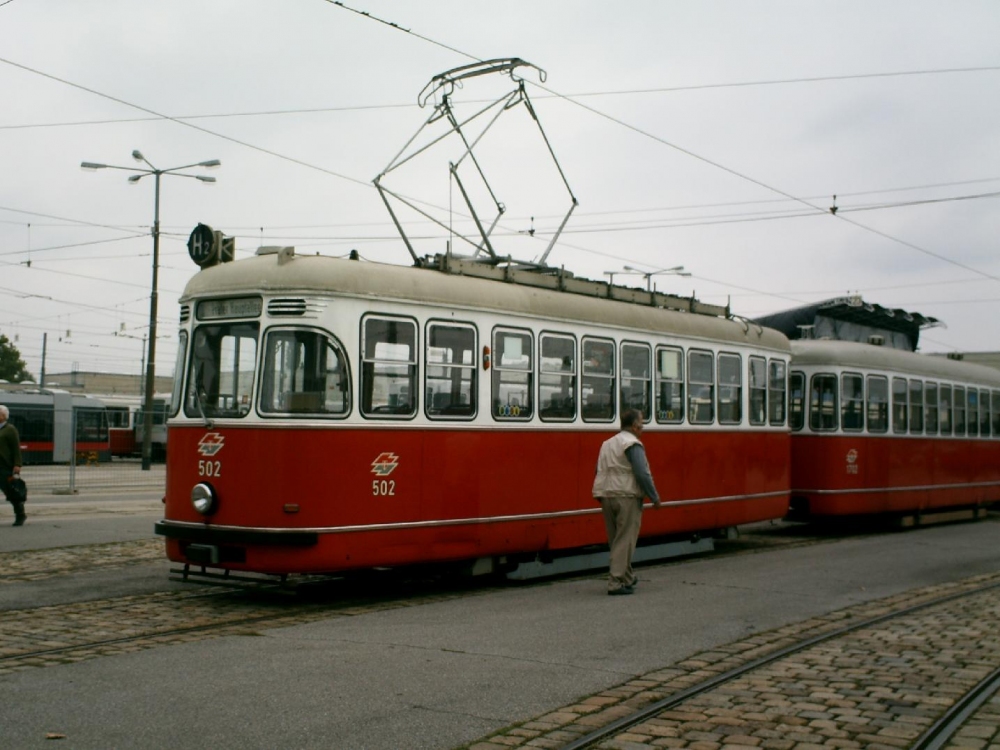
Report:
0,404,25,526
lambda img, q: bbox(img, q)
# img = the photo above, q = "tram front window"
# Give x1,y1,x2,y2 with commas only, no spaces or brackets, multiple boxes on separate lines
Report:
185,323,259,419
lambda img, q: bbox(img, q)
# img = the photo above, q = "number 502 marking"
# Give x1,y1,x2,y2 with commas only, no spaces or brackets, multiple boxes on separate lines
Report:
372,479,395,496
198,460,222,477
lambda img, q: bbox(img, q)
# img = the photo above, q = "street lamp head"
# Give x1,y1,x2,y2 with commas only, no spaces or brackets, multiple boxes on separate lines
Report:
127,174,143,184
199,159,221,169
195,175,217,184
80,161,106,171
132,149,145,163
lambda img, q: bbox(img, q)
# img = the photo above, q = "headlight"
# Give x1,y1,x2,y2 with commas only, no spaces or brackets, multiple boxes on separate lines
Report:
191,482,217,516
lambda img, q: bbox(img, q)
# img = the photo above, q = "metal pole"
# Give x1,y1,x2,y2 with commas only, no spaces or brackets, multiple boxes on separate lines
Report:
140,172,160,471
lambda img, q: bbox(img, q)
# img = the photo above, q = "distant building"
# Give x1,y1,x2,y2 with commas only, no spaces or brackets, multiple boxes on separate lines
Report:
3,370,173,396
753,296,941,352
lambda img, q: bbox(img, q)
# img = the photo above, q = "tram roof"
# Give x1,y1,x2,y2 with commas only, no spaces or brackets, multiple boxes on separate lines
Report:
182,254,790,352
791,340,1000,386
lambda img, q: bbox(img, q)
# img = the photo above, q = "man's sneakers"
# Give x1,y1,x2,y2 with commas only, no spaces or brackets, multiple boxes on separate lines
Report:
607,585,634,596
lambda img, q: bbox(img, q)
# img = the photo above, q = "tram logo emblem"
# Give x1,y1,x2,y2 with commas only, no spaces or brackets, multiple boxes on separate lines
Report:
846,449,858,464
197,432,226,457
371,452,399,477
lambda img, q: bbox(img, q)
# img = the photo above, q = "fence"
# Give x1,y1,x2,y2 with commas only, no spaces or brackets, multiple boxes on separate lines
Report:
24,457,165,495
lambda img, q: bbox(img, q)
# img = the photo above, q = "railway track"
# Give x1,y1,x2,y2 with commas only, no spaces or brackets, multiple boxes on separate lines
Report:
466,573,1000,750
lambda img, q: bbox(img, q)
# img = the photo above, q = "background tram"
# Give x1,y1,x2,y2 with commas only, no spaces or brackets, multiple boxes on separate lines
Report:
88,394,171,460
788,339,1000,519
156,250,793,578
0,390,109,465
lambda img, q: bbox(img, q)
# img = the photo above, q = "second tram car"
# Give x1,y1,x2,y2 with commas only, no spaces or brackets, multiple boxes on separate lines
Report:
156,249,793,577
789,339,1000,519
0,390,110,464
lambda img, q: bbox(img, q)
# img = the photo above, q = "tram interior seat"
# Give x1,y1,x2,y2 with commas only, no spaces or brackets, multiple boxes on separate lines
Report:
285,392,324,412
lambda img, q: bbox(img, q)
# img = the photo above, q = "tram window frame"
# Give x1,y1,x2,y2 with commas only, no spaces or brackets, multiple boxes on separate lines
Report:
954,386,966,437
425,321,477,420
360,315,418,419
908,379,924,434
492,327,534,421
170,331,187,418
538,333,577,421
867,375,889,434
185,322,260,420
841,372,864,432
717,352,742,425
980,389,991,438
621,341,652,422
939,384,953,436
993,390,1000,437
789,371,805,431
769,359,787,426
582,337,616,422
891,377,908,434
749,356,767,426
654,346,684,424
809,373,838,431
967,388,979,437
259,327,351,418
687,349,715,425
924,381,939,434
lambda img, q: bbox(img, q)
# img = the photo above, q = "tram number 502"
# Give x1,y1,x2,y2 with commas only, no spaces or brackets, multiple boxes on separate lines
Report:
198,460,222,477
372,479,395,497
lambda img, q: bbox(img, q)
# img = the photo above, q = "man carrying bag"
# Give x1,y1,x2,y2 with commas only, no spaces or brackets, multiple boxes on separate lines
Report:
0,404,25,526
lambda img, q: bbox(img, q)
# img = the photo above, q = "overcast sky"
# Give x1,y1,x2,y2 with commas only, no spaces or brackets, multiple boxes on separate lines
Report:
1,1,998,383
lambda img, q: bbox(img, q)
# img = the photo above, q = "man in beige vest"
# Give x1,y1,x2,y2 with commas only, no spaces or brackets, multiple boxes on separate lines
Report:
592,408,660,595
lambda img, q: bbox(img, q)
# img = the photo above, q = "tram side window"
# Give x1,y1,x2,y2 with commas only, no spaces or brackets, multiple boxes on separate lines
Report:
361,316,417,418
539,333,576,421
718,353,741,425
582,338,615,422
967,388,979,437
426,322,476,419
867,375,888,433
909,379,923,434
925,382,939,434
980,390,991,438
993,391,1000,437
655,346,684,424
749,356,766,426
841,373,864,432
939,385,953,436
688,350,714,424
769,359,787,426
789,371,805,431
809,374,838,431
492,328,533,421
621,343,651,421
260,329,350,417
11,406,51,443
891,377,908,434
954,386,966,437
76,408,109,442
186,323,260,419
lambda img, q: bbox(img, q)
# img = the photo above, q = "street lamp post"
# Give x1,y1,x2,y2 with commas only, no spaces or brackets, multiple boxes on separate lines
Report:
622,264,692,292
82,151,220,470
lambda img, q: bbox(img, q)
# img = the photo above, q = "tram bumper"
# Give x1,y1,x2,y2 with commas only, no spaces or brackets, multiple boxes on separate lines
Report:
154,520,319,547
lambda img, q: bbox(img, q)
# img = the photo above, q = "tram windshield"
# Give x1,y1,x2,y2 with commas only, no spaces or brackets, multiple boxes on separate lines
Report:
185,322,259,418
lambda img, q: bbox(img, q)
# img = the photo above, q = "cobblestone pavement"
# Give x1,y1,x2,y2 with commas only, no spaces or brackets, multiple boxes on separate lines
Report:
462,572,1000,750
942,693,1000,749
0,538,165,583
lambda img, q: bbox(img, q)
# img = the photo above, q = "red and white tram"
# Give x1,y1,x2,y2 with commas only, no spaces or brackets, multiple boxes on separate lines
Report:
788,339,1000,519
155,249,792,577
